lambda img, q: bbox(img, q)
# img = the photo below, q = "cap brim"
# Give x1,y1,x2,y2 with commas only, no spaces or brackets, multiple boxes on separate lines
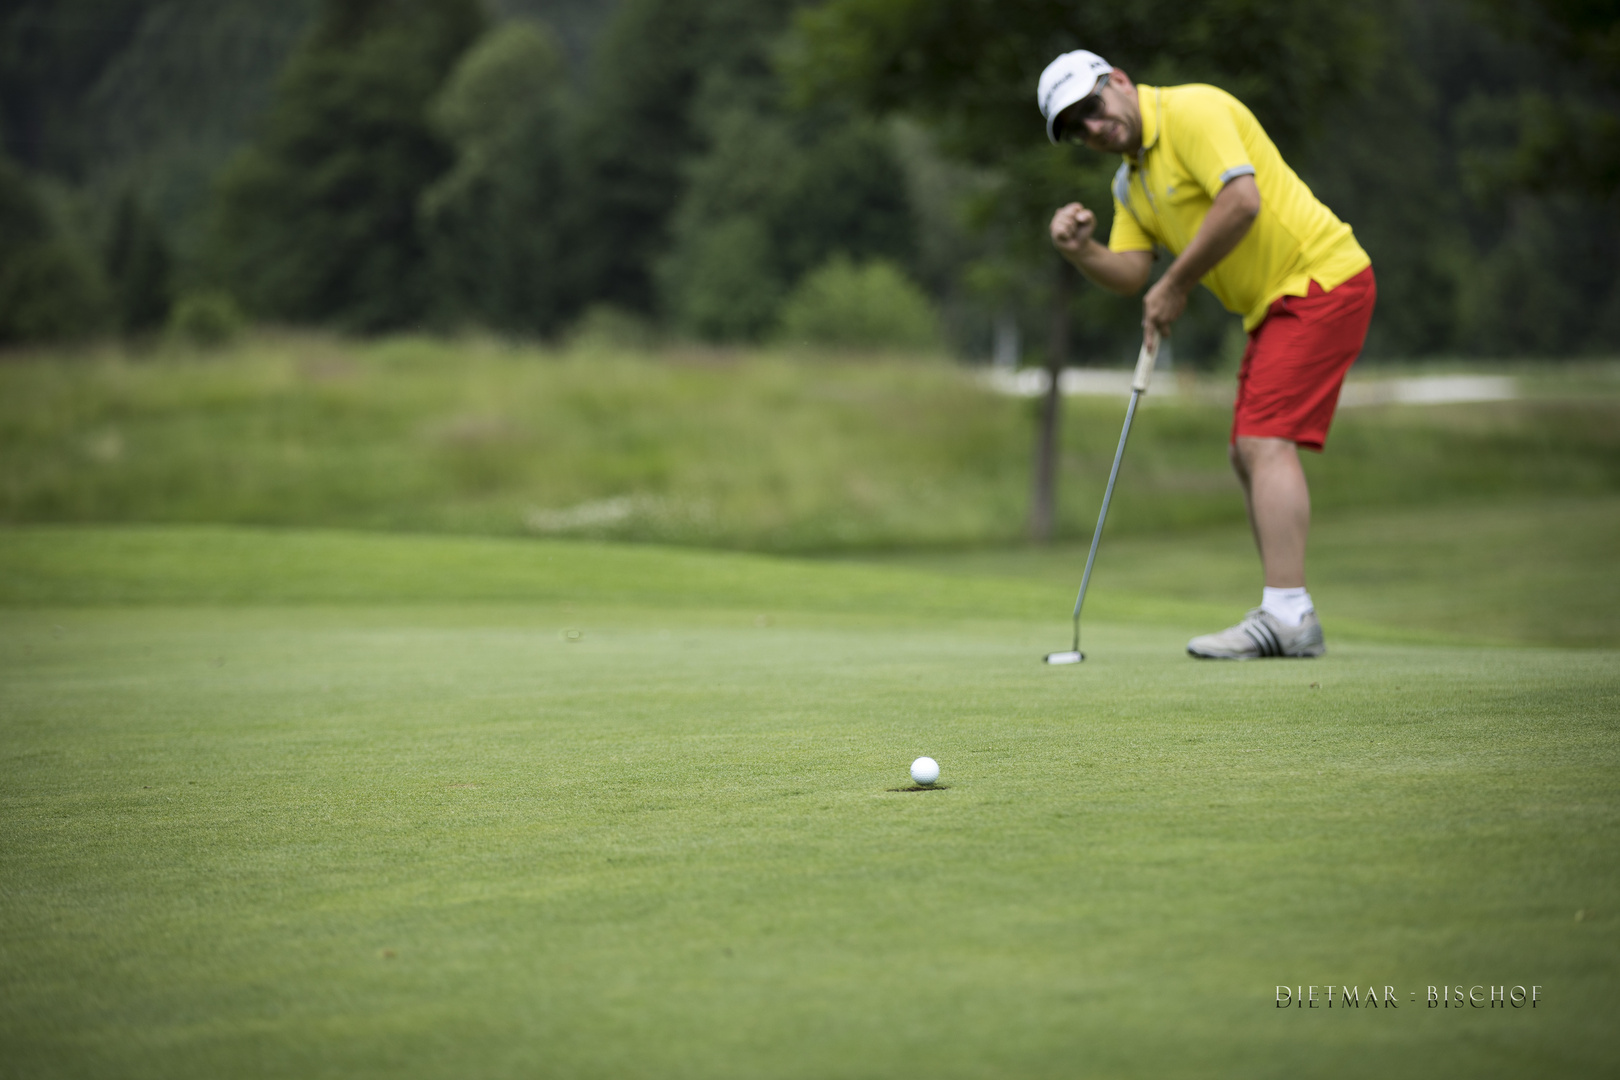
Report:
1043,70,1110,145
1045,95,1081,144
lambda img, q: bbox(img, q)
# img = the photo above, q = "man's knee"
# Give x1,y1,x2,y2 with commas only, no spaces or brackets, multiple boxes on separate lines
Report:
1227,442,1248,482
1234,436,1297,474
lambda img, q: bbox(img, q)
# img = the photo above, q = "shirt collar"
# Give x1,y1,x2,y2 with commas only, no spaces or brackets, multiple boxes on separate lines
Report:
1128,84,1161,167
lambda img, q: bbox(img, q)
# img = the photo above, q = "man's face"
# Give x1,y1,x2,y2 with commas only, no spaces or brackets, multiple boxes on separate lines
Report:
1062,71,1142,156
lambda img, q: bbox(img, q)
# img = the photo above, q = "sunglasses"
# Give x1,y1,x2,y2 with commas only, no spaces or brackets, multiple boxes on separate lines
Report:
1058,77,1112,142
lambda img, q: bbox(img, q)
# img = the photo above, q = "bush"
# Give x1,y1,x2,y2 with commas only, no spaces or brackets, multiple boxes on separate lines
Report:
661,216,784,342
168,290,245,347
0,158,109,344
567,305,658,351
421,19,573,335
776,257,940,352
0,242,109,344
104,190,174,334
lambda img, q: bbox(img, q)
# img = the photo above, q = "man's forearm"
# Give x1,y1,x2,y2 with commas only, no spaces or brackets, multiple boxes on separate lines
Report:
1140,177,1260,337
1064,239,1151,295
1161,176,1260,292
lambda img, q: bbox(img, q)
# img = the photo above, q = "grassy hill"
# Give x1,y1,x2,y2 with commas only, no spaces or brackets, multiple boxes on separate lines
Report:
3,334,1617,552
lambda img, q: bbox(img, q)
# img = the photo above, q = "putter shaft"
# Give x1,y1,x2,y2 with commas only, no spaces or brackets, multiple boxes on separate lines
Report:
1069,387,1142,652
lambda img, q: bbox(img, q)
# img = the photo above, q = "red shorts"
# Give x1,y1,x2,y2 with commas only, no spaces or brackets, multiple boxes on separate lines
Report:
1232,266,1376,451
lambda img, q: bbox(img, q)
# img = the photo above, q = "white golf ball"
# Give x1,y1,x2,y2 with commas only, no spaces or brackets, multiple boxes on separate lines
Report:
910,756,940,785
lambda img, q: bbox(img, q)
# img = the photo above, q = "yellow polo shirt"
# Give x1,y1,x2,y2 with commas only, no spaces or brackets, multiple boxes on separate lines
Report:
1107,84,1370,331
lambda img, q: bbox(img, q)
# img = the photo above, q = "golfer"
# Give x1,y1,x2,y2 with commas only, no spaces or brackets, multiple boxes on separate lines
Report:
1038,50,1375,660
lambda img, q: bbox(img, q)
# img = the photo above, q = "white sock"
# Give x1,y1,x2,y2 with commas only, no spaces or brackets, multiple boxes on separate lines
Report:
1261,586,1314,627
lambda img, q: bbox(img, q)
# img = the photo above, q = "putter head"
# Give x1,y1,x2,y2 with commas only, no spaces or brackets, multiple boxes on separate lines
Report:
1044,650,1085,665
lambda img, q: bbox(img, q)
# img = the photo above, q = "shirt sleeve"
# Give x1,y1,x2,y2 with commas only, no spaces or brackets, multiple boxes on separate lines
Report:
1173,87,1256,198
1107,196,1154,253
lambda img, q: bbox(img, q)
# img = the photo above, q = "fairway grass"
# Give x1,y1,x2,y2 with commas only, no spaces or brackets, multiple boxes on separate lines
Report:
2,528,1617,1077
860,497,1620,649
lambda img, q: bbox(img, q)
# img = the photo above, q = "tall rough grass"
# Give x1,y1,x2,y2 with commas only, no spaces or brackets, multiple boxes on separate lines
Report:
1,332,1617,551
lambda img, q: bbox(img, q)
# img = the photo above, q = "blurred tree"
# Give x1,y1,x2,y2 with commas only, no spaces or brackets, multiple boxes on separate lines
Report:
659,96,915,341
1295,1,1471,359
5,0,1611,358
421,19,573,334
0,155,108,343
789,0,1381,163
663,213,784,342
104,189,173,333
1467,0,1619,199
0,0,148,175
0,160,55,267
562,0,921,339
493,0,621,74
212,0,485,331
563,0,791,316
1302,0,1620,359
78,1,318,267
2,0,317,279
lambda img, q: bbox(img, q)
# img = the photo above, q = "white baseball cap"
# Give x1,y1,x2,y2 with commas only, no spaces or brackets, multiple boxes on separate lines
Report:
1037,50,1114,144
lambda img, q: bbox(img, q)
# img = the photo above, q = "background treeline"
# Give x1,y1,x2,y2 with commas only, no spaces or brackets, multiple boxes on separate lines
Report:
1,0,1615,362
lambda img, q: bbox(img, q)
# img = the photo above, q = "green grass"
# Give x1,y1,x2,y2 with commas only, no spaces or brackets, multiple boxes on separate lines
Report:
855,497,1620,648
2,334,1617,551
2,525,1618,1077
3,341,1616,1073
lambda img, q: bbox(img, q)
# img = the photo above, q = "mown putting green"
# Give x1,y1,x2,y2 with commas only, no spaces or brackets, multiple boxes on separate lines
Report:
2,526,1616,1078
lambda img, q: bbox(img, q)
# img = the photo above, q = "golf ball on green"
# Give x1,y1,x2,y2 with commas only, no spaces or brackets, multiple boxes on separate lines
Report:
910,757,940,785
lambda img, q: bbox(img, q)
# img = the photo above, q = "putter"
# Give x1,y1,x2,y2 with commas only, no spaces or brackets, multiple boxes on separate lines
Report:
1045,334,1160,664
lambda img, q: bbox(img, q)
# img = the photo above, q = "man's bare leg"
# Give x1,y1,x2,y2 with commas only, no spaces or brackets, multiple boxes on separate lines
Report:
1187,435,1324,657
1229,436,1309,587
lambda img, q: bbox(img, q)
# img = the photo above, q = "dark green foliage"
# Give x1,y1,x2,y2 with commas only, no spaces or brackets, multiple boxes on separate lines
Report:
494,0,622,74
659,103,917,340
1467,0,1620,198
104,190,172,332
0,158,52,251
4,0,1615,356
0,0,149,174
789,0,1382,163
770,117,915,285
213,0,485,331
421,20,573,334
0,244,108,345
662,216,784,341
76,1,318,263
2,0,317,282
1302,0,1620,359
564,0,802,315
546,0,918,340
0,157,107,343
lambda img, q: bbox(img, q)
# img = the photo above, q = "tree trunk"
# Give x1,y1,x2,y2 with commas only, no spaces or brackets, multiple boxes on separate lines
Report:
1028,260,1072,542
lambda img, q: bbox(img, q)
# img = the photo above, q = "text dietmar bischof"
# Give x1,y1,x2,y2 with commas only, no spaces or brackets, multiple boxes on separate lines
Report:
1275,985,1543,1008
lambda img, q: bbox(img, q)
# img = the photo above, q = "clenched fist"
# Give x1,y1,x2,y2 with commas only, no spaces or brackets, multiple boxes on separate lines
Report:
1049,202,1097,256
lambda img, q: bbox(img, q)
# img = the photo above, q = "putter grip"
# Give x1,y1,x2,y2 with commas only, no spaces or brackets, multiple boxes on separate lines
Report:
1131,339,1159,393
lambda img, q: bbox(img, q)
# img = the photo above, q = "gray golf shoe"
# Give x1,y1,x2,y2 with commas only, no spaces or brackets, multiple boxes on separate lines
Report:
1187,608,1325,659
